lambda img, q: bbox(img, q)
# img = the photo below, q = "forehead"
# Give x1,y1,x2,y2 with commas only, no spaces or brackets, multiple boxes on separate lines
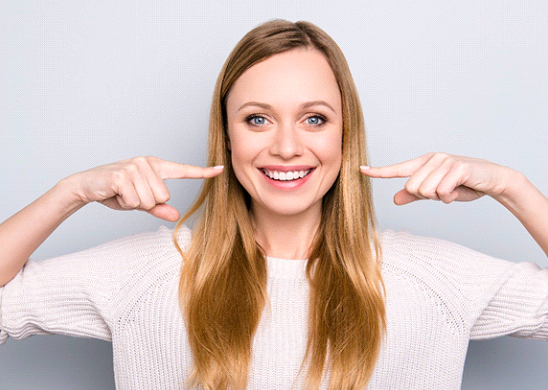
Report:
226,48,341,112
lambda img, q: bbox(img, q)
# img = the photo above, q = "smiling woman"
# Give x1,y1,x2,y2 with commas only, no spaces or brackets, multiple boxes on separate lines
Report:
226,49,343,240
1,17,548,390
174,21,384,389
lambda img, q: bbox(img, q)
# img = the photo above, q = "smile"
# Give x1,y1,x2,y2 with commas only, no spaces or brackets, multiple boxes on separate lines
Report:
261,169,311,181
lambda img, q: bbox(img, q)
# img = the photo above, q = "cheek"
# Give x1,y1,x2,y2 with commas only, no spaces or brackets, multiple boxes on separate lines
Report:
314,132,343,166
230,150,252,195
228,131,259,185
230,131,254,164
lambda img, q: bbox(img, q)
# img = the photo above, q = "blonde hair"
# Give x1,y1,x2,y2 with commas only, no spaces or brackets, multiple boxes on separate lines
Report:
174,20,385,389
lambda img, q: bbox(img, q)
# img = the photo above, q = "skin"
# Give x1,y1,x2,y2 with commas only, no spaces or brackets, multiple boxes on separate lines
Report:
225,48,343,260
0,157,223,286
361,153,548,257
1,54,548,286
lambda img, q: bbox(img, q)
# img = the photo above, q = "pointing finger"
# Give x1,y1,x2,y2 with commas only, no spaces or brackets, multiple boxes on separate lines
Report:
153,160,224,180
360,153,434,178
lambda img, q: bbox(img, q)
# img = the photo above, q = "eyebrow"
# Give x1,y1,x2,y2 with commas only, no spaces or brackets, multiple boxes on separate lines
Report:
237,100,337,114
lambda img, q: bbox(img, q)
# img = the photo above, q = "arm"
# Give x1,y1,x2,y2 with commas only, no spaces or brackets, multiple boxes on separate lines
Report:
0,156,224,287
494,171,548,257
0,179,84,287
360,152,548,257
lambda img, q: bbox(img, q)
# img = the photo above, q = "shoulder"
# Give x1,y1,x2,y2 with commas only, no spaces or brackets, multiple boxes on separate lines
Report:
107,225,192,320
379,229,515,273
378,229,518,299
115,224,192,272
95,224,191,263
48,224,193,288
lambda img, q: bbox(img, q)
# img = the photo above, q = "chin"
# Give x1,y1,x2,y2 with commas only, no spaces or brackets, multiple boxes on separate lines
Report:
257,199,319,218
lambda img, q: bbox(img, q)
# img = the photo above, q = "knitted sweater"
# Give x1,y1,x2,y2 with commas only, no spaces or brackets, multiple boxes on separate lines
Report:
1,226,547,389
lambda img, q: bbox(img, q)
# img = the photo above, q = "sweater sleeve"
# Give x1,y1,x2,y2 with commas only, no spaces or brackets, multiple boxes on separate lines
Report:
470,261,548,340
0,225,188,346
416,234,548,340
381,230,548,342
0,254,116,345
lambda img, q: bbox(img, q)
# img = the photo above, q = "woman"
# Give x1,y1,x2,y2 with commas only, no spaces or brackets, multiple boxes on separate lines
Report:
1,20,547,390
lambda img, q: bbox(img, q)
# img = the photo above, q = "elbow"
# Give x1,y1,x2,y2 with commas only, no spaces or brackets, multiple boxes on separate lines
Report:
0,262,27,287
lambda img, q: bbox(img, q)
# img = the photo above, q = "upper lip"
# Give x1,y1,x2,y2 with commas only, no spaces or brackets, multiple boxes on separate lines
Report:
259,165,315,172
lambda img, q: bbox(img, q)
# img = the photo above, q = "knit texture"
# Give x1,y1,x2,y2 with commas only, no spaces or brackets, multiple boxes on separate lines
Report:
1,226,547,389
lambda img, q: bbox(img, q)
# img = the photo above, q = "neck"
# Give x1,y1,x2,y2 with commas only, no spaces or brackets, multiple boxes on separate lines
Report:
251,203,321,260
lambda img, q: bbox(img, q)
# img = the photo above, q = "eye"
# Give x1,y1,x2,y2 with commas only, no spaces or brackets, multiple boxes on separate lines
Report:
246,115,268,126
305,115,326,126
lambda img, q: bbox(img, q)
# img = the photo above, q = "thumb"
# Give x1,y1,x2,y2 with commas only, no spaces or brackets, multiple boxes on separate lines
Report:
393,189,422,205
146,203,181,222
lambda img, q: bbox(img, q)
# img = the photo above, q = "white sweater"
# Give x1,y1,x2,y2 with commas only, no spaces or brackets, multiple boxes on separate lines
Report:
1,226,547,389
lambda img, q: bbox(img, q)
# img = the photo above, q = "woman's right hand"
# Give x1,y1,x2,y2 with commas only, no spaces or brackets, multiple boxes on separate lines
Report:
0,157,223,286
66,156,224,222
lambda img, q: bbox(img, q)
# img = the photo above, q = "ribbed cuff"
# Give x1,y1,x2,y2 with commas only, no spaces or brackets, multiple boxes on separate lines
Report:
0,286,7,345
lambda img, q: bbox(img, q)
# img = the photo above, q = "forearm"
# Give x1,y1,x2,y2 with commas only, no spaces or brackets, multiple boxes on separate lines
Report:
495,170,548,258
0,157,223,287
0,177,85,286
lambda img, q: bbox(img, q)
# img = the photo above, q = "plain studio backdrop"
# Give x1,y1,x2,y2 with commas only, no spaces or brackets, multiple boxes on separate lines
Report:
0,1,546,389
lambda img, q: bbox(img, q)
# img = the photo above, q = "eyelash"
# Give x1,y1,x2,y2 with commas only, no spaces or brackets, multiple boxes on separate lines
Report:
246,114,269,127
245,114,328,127
305,114,327,126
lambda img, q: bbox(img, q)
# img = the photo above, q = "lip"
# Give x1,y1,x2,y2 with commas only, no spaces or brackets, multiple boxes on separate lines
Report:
259,165,315,172
258,166,315,190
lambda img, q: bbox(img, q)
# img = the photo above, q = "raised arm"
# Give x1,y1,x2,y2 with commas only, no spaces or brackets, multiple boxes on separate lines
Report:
360,152,548,257
0,156,223,286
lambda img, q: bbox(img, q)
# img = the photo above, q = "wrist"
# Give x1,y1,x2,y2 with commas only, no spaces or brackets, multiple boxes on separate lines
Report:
52,175,90,214
493,169,533,212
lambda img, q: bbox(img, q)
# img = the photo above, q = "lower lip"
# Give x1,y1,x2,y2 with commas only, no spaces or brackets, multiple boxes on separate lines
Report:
260,169,315,190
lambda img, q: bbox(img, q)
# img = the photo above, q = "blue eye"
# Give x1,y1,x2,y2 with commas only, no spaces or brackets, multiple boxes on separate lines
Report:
248,115,267,126
306,115,325,126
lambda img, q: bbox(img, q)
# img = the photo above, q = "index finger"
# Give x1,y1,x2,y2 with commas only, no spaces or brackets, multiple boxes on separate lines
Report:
360,154,432,178
154,160,224,180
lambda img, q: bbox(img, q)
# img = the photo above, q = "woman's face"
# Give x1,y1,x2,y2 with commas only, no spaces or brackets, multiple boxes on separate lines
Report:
226,48,343,219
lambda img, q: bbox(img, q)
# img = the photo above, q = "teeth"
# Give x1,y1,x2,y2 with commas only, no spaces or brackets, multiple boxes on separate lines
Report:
263,169,311,181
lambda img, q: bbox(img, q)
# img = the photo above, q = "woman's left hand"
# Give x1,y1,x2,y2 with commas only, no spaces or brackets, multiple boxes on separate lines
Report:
360,152,514,205
362,152,548,258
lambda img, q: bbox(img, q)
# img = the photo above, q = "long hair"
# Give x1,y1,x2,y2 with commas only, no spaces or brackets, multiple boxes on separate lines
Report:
174,20,385,390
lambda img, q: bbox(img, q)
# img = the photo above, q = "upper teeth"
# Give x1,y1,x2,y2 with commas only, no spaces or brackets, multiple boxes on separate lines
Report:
263,169,311,181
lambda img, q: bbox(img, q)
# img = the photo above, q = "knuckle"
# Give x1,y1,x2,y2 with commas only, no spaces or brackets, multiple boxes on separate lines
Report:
454,161,467,173
404,181,417,194
440,196,453,204
433,151,448,158
417,188,430,198
112,170,129,183
441,158,455,169
437,186,450,195
125,199,140,209
140,201,155,211
437,189,451,201
132,156,148,165
124,163,139,176
179,164,191,177
157,192,170,204
423,152,437,161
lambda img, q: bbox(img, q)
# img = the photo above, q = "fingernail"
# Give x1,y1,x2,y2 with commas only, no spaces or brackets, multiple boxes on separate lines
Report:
360,165,370,170
213,165,224,170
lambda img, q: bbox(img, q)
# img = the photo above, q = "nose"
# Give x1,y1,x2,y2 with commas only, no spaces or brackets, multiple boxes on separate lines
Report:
268,122,303,159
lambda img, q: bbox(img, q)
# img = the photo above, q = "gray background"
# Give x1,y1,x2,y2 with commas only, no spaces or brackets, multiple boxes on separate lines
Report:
0,0,547,389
